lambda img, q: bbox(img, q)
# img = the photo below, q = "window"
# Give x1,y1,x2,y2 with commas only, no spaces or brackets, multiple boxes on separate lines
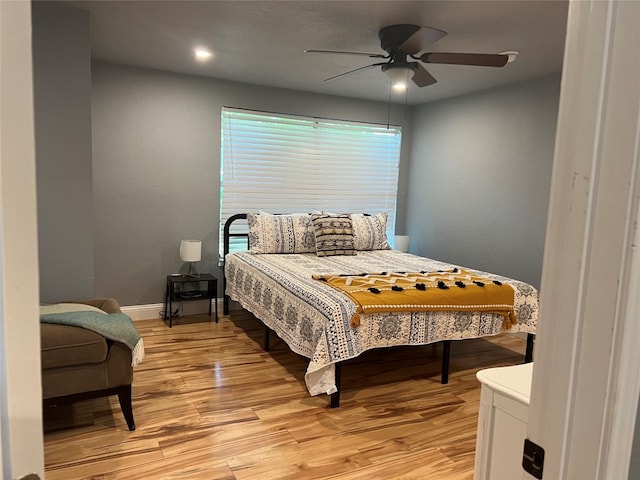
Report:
220,107,402,253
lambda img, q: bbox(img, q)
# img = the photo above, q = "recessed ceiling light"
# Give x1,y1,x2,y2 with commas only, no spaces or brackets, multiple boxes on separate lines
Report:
194,48,213,61
499,51,519,63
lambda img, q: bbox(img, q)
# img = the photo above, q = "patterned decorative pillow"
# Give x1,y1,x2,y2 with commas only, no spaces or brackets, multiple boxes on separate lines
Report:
247,213,316,254
311,214,356,257
351,212,390,251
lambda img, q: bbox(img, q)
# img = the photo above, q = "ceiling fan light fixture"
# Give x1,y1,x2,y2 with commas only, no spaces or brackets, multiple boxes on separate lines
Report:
382,64,415,90
194,47,213,61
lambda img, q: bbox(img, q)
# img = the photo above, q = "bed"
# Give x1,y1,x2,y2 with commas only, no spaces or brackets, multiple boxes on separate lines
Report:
223,212,538,407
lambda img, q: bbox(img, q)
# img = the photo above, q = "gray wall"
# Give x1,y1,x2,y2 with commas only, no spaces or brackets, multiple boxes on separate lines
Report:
91,62,413,305
33,4,559,307
405,75,561,288
32,2,94,303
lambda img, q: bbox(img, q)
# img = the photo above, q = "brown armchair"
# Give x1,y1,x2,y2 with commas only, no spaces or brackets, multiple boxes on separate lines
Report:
41,298,136,430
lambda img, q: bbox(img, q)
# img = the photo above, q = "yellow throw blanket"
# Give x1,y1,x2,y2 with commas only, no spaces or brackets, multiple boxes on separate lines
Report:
313,269,517,329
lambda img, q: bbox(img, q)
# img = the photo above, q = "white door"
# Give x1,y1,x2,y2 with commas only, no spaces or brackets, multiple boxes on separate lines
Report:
0,1,45,478
526,0,640,478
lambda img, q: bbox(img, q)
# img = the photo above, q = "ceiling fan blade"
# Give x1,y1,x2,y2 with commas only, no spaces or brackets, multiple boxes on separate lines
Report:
398,26,448,54
419,52,509,67
324,62,388,82
411,64,437,87
305,49,387,59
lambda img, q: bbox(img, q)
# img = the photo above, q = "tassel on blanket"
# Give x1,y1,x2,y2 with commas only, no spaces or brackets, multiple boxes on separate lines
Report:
131,338,145,367
502,310,518,330
352,311,362,328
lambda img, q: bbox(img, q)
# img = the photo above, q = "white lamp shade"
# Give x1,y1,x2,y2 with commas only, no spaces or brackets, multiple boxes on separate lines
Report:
179,240,201,262
384,66,411,85
382,64,415,89
394,235,410,253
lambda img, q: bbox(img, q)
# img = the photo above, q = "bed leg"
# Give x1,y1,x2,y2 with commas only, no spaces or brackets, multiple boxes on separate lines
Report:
441,340,451,384
525,333,535,363
264,326,270,352
223,294,229,315
330,362,342,408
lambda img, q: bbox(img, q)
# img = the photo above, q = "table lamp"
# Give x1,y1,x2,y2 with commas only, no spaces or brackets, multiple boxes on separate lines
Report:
394,235,410,253
180,240,201,278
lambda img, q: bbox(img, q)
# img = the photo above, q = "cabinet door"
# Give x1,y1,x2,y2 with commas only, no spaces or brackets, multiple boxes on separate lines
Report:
475,386,529,480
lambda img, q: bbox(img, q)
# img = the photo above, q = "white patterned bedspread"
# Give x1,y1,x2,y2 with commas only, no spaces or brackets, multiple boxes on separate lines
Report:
225,250,538,397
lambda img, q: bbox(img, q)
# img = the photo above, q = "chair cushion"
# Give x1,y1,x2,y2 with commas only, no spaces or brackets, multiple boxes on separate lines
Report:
41,323,108,369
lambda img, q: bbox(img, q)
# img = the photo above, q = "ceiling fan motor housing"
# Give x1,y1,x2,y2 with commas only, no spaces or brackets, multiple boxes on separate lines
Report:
381,62,418,74
378,24,421,54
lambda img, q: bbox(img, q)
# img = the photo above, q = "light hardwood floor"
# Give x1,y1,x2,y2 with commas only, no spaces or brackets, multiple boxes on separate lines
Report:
43,310,528,479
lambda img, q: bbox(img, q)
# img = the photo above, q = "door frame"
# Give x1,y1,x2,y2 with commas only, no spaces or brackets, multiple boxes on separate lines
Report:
526,0,640,478
0,1,45,478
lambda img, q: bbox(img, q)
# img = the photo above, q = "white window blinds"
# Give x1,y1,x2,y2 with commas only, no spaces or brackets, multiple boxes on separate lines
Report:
220,107,402,253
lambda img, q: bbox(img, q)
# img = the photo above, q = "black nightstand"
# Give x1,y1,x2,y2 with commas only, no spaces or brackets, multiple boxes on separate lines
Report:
164,274,218,327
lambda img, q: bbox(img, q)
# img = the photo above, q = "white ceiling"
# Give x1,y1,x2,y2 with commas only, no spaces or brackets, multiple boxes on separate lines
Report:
64,0,569,105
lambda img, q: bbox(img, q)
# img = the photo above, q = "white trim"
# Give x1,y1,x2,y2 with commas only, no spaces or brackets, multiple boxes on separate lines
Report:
606,199,640,478
604,5,640,472
121,303,165,321
121,298,223,321
0,1,45,477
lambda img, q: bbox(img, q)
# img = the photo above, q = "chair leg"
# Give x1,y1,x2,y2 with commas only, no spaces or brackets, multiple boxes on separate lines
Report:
117,384,136,431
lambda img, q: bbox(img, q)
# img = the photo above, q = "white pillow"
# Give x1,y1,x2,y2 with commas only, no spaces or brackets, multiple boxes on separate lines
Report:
351,212,391,251
247,213,316,254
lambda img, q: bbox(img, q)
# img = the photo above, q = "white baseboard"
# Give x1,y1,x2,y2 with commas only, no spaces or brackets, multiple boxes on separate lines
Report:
121,298,222,321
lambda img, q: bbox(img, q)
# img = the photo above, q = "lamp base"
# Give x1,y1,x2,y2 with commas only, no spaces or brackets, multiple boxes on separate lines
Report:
183,262,200,278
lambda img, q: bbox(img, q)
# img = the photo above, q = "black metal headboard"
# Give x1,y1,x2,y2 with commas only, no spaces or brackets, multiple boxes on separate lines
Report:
222,213,249,314
223,213,249,256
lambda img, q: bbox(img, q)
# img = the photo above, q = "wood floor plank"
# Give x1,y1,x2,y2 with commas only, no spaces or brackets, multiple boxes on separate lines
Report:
227,439,373,480
45,447,165,480
44,310,529,479
325,448,459,480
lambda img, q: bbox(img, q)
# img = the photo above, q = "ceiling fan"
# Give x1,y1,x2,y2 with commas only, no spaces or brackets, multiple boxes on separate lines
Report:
305,24,513,88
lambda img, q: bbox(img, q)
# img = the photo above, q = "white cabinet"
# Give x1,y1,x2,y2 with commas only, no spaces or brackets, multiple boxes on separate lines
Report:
475,362,533,480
